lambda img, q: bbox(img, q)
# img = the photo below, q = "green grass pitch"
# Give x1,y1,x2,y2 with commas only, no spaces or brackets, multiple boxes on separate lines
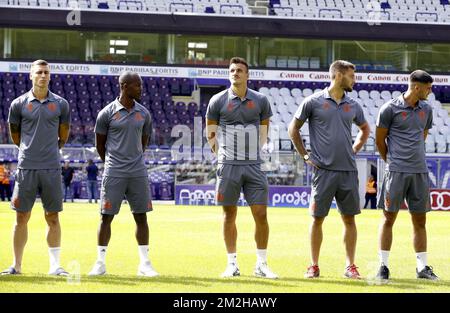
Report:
0,202,449,293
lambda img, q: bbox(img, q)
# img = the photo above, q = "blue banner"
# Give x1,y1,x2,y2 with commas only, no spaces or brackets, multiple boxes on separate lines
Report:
175,184,337,208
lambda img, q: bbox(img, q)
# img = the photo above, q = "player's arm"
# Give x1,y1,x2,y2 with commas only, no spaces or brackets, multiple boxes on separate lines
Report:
260,118,270,149
142,134,150,152
353,122,370,154
58,123,70,149
206,118,219,155
8,123,21,147
288,118,317,168
375,127,389,162
424,129,429,140
96,133,107,163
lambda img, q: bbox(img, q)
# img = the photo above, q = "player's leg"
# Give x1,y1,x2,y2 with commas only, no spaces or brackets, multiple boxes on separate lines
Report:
44,211,68,275
408,173,438,280
335,171,361,278
250,204,268,250
133,212,158,277
40,169,68,275
243,164,277,279
127,176,158,277
8,211,32,274
223,205,238,254
310,215,325,268
411,212,427,258
98,214,115,246
376,171,405,280
379,210,398,253
89,176,124,276
216,164,242,277
1,170,37,275
133,213,149,245
305,168,336,278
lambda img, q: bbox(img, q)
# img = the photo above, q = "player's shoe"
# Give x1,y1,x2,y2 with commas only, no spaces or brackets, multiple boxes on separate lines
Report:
254,262,278,279
416,266,439,281
304,265,320,278
0,267,21,275
376,264,390,281
221,263,240,278
88,261,107,276
344,264,361,279
48,267,69,276
137,261,159,277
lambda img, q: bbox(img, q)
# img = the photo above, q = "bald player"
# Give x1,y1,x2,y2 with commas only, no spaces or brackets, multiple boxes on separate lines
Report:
88,71,158,277
1,59,70,276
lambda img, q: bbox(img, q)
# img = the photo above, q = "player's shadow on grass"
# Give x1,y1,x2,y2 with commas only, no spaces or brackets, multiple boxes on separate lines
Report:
281,276,450,290
83,274,295,288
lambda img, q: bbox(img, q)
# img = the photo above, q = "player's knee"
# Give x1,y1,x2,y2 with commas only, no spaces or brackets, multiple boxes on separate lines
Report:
45,212,59,227
342,217,356,227
133,214,148,226
16,212,31,226
382,216,395,227
412,217,426,229
223,212,237,224
100,214,114,225
253,210,268,224
312,216,325,226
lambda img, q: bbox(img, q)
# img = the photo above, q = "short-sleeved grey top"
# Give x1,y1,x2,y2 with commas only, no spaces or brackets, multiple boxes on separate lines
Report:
206,88,273,165
8,90,70,169
294,88,366,171
95,98,152,177
376,94,433,173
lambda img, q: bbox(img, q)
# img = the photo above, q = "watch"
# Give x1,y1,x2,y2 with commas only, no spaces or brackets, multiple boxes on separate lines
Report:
303,154,310,161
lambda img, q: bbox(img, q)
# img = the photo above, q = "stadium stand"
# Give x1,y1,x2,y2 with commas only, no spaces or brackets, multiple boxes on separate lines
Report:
1,0,449,24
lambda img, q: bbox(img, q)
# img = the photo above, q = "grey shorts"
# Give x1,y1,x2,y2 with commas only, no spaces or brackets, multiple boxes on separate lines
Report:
11,169,63,213
378,171,431,213
100,176,152,215
215,163,269,206
310,168,360,217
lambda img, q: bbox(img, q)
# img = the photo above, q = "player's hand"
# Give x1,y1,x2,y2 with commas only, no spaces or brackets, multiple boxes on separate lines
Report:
306,159,319,169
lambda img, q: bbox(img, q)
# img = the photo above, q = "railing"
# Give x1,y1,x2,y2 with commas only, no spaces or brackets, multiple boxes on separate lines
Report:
415,11,439,22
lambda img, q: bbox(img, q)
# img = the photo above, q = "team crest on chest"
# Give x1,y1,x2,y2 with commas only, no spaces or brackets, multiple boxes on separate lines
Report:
401,111,408,120
322,102,330,110
246,101,255,109
113,112,121,120
227,103,234,112
135,112,144,121
418,110,426,120
47,102,56,112
26,103,33,112
343,103,351,112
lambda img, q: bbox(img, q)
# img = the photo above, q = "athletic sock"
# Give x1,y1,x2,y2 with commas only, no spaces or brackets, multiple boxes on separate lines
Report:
416,252,428,272
379,250,390,267
227,253,237,266
138,245,150,264
49,247,61,271
97,246,107,264
256,249,267,265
